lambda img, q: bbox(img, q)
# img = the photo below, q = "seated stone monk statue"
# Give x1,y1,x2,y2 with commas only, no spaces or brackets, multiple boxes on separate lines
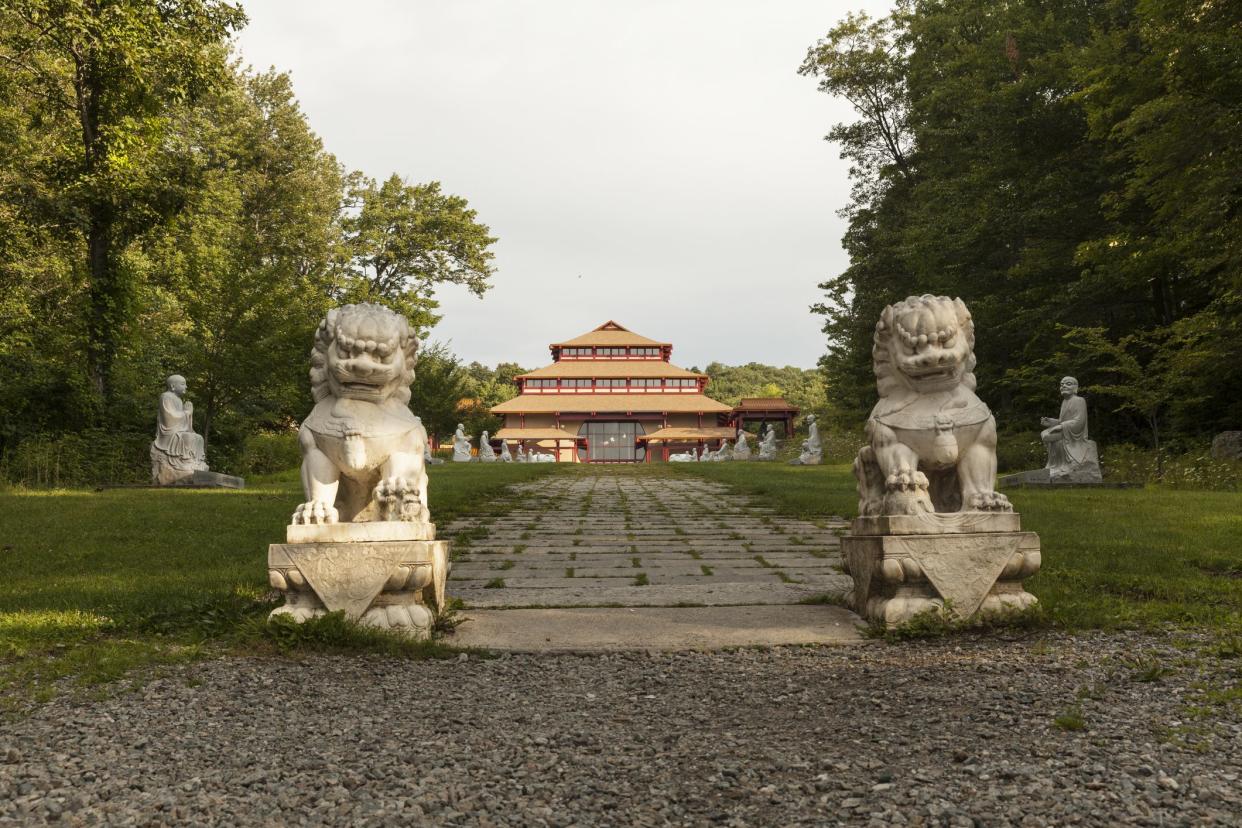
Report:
1040,376,1102,483
150,374,209,485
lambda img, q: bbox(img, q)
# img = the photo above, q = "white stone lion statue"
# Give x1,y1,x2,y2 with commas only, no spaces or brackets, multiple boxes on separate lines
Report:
292,303,430,526
853,295,1012,517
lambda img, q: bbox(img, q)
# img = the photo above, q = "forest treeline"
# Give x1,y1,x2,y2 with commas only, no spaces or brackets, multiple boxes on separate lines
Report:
0,1,496,473
802,0,1240,452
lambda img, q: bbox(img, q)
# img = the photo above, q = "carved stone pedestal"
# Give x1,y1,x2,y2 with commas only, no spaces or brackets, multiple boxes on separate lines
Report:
842,517,1040,627
268,522,449,638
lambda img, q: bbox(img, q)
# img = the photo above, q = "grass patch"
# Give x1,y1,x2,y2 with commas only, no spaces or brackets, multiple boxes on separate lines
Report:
674,463,1242,636
1053,705,1087,732
753,555,775,568
483,578,506,589
700,565,714,576
0,463,559,705
775,571,801,584
630,556,641,568
492,560,515,571
633,573,650,587
565,567,575,578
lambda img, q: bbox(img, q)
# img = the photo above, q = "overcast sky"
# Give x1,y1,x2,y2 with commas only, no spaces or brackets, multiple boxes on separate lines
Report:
234,0,894,370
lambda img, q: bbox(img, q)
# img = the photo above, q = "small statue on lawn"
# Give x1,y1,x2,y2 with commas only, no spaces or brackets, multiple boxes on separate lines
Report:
757,424,778,461
150,374,209,485
733,430,752,460
788,414,822,465
452,423,473,462
478,431,497,462
516,444,527,463
498,441,513,462
1040,376,1102,483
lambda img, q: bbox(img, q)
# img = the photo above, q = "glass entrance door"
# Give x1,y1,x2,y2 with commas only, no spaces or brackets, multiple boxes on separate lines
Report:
580,422,646,462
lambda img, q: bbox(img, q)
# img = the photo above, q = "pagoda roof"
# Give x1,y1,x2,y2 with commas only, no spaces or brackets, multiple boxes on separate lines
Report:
734,397,800,412
552,321,670,348
491,393,731,415
519,361,701,380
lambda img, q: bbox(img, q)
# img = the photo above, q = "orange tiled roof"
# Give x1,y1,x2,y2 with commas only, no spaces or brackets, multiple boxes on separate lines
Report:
734,397,799,411
552,321,669,348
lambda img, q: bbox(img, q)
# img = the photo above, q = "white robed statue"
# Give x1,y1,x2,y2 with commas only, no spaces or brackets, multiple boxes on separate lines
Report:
1040,376,1102,483
452,423,473,462
150,374,208,485
788,414,822,465
498,441,513,462
757,424,778,461
478,431,497,462
516,444,527,463
710,440,732,461
733,431,752,460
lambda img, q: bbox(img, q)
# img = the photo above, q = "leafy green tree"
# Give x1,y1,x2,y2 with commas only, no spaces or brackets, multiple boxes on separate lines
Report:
340,175,497,330
139,67,345,451
800,0,1242,447
0,0,246,405
408,343,472,447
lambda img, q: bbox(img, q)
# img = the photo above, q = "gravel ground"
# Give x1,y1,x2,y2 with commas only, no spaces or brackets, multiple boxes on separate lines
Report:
2,632,1240,827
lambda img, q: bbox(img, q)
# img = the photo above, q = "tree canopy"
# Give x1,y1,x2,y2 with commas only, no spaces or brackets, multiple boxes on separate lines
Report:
0,1,499,472
803,0,1241,449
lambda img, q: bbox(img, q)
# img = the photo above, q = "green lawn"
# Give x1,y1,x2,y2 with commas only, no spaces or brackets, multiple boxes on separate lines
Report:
0,463,557,704
676,462,1242,633
3,460,1240,705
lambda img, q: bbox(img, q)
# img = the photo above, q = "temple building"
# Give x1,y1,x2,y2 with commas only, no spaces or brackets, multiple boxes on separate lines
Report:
492,321,734,462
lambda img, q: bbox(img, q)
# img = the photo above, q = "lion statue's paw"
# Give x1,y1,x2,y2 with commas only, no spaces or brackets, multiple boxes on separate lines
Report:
884,466,929,493
966,491,1013,512
376,476,427,522
292,500,339,525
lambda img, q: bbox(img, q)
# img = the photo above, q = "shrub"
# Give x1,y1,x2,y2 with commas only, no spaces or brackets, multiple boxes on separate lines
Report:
0,430,150,487
237,430,301,475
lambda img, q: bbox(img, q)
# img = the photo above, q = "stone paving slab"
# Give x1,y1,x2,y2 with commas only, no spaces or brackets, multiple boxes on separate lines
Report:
441,471,858,641
450,605,864,651
452,581,848,608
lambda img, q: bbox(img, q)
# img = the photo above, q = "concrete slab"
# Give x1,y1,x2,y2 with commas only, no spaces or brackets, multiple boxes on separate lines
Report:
449,605,865,652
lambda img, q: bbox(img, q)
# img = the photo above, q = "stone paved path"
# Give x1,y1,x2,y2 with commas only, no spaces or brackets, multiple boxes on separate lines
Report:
441,471,861,650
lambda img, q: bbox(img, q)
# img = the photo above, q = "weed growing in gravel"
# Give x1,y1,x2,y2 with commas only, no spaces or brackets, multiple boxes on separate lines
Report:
630,557,641,568
1053,706,1086,731
788,535,806,545
493,560,515,571
1127,656,1176,682
728,532,744,540
520,532,531,540
700,565,714,576
484,578,506,589
673,527,686,536
512,544,527,554
687,550,702,560
572,539,581,547
775,571,802,584
754,555,775,568
633,573,650,587
565,568,575,578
